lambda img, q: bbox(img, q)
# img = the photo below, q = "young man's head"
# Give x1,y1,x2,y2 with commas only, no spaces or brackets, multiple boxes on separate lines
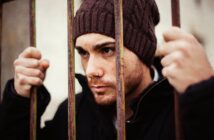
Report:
74,0,160,105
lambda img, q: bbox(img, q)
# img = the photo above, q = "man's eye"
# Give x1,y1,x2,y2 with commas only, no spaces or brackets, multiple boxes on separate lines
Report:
101,47,115,56
77,49,89,58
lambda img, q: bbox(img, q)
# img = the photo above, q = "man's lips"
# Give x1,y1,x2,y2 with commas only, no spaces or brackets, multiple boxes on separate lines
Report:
90,85,111,93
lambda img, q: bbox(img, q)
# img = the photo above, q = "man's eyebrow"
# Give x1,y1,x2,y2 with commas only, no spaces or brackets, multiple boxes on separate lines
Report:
93,41,115,50
75,46,83,50
75,46,86,52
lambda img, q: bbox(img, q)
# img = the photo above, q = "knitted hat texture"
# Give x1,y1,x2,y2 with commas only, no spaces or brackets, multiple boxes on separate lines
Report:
74,0,160,66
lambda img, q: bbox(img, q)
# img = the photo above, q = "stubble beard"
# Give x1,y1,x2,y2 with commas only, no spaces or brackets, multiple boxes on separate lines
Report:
88,76,117,106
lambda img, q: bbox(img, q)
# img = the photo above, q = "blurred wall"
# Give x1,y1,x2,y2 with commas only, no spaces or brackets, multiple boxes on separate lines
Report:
2,0,29,97
1,0,214,127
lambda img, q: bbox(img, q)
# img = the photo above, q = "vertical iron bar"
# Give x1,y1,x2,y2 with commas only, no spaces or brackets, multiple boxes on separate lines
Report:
174,91,183,140
171,0,183,140
114,0,126,140
67,0,76,140
171,0,180,27
29,0,37,140
0,2,2,102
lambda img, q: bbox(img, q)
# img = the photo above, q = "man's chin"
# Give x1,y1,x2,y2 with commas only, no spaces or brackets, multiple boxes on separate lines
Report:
94,93,116,106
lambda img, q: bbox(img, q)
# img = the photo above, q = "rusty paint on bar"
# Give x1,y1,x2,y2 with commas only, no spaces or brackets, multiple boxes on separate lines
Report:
30,88,37,140
114,0,126,140
174,91,184,140
171,0,180,27
67,0,76,140
29,0,37,140
30,0,36,46
171,0,184,140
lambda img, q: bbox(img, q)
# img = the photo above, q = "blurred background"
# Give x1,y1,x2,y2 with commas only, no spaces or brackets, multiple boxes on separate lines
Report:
1,0,214,127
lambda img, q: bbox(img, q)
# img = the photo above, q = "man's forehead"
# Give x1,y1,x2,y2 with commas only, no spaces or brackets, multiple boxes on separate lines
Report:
75,33,115,47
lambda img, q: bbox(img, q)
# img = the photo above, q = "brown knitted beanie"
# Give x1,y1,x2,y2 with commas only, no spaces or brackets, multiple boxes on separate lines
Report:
74,0,160,66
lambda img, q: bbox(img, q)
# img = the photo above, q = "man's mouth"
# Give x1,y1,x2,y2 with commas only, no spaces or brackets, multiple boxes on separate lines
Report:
90,85,111,93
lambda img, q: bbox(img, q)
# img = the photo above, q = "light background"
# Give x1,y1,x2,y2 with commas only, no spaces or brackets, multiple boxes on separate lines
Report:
1,0,214,127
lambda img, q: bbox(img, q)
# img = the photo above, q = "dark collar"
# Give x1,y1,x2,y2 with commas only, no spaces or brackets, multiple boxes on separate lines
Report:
128,78,174,123
75,74,174,123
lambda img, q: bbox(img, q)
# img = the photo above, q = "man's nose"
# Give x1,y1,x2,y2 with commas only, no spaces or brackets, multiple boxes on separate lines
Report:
86,56,104,78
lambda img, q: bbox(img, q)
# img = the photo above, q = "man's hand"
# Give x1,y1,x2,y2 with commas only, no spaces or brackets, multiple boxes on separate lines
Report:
159,27,214,93
14,47,49,97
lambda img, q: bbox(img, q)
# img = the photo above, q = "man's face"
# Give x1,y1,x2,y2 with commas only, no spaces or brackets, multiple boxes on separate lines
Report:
76,33,147,105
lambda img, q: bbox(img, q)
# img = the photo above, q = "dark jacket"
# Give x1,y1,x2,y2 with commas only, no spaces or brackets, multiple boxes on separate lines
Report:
1,74,214,140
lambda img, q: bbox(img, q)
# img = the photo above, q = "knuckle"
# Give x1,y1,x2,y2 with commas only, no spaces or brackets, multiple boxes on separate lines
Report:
184,35,199,49
23,85,31,91
178,43,190,57
186,34,196,42
32,60,40,67
15,66,20,73
34,78,42,85
179,41,188,51
18,54,22,58
162,68,167,77
162,65,176,78
19,76,26,84
174,51,183,60
34,70,42,77
26,47,34,54
13,59,19,66
161,57,166,66
18,52,25,58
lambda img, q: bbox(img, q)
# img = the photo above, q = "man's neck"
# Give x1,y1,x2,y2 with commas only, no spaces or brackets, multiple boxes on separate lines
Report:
125,66,153,120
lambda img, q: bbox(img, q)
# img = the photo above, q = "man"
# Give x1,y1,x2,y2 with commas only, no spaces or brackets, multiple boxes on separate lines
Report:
1,0,214,139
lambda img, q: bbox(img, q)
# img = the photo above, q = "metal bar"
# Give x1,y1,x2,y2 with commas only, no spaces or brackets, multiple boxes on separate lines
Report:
29,0,37,140
0,2,2,102
171,0,183,140
171,0,180,27
30,88,37,140
67,0,76,140
174,91,183,140
114,0,126,140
